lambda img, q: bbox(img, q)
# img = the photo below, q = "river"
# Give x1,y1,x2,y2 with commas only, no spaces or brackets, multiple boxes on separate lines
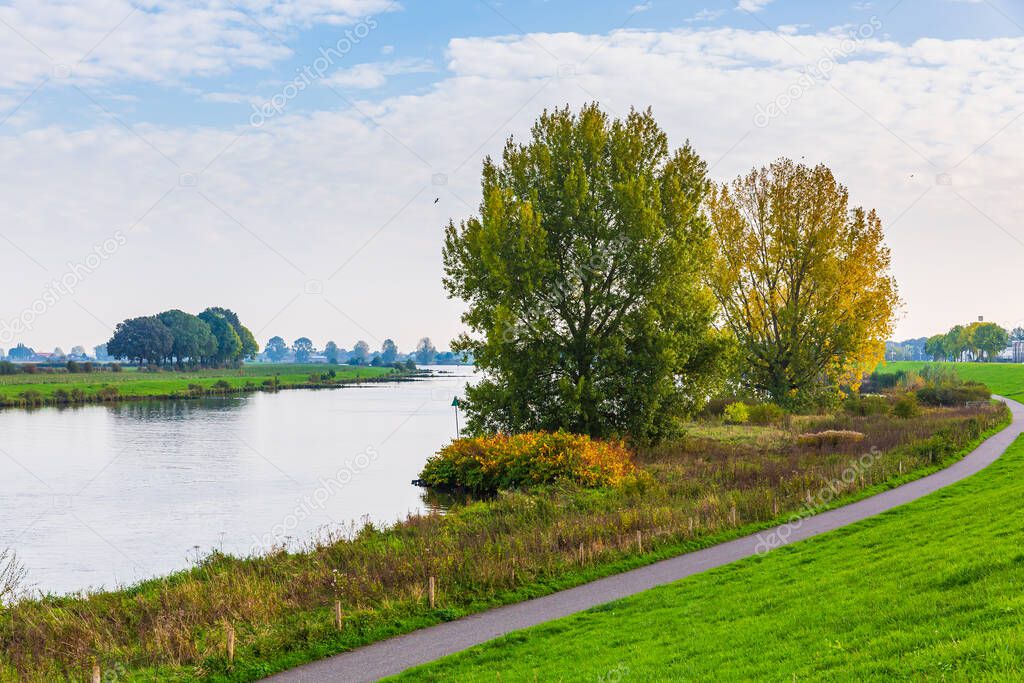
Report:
0,367,475,595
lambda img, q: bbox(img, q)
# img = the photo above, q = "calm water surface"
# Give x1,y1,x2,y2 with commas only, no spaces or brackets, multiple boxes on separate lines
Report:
0,368,474,595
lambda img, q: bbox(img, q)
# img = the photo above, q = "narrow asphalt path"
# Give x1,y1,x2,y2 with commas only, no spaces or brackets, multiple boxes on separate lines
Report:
266,396,1024,683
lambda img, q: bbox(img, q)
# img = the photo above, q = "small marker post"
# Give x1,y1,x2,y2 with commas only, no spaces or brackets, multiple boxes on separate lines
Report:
451,396,461,437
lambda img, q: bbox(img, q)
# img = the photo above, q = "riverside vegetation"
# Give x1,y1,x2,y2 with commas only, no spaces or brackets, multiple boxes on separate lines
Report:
0,374,1006,681
0,363,415,408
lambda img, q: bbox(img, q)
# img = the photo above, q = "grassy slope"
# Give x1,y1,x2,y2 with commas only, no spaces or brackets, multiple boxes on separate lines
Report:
396,363,1024,682
0,364,396,402
398,437,1024,681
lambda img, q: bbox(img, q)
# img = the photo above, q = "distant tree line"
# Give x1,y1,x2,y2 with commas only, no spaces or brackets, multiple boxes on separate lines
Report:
924,321,1010,362
260,335,469,366
106,307,257,367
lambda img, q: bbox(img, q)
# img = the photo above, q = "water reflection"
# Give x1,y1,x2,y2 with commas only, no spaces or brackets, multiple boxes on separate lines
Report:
0,369,475,594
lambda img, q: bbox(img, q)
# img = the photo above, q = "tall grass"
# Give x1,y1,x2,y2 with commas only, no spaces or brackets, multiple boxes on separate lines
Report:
0,404,1006,681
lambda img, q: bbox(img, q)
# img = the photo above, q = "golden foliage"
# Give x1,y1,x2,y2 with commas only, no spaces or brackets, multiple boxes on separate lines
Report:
705,158,900,404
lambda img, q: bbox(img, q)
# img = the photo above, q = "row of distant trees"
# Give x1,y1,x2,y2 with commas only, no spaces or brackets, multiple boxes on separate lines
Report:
924,321,1015,362
262,336,464,366
106,307,257,367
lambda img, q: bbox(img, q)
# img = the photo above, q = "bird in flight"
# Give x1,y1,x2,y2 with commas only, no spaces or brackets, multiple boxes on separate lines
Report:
434,197,440,204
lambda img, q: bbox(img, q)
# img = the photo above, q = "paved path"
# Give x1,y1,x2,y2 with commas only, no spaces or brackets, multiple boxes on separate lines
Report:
266,397,1024,683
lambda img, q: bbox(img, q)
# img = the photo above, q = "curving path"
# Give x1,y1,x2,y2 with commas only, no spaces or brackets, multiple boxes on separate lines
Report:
266,396,1024,683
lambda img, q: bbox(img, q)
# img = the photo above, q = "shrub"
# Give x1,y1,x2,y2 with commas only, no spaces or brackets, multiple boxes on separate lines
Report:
747,402,785,426
916,382,990,407
0,361,17,375
70,388,86,402
797,430,866,448
723,402,750,425
844,394,891,416
893,394,921,419
52,389,70,404
212,380,232,392
110,363,122,372
418,431,637,494
96,386,120,401
17,390,43,407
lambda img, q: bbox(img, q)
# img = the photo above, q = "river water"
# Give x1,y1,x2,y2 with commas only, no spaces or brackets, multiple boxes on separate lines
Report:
0,368,475,595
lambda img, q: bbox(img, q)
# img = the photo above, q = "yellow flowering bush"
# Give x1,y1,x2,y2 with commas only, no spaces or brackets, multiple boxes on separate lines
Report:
419,431,637,493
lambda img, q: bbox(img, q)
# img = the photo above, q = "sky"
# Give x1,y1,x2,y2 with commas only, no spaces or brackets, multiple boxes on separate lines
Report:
2,0,1024,355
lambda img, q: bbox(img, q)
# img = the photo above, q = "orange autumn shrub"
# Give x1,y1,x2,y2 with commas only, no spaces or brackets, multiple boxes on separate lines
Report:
419,431,636,493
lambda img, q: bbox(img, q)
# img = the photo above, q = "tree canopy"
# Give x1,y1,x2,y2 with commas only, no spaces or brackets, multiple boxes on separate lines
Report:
705,158,900,406
292,337,314,363
106,307,253,367
265,336,288,362
443,103,727,441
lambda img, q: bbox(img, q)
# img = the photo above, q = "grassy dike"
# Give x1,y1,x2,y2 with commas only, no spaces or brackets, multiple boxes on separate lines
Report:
398,433,1024,682
0,402,1007,681
395,363,1024,681
0,364,408,408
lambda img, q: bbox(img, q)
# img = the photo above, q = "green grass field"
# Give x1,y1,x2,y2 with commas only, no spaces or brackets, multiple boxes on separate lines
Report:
0,364,399,406
396,362,1024,681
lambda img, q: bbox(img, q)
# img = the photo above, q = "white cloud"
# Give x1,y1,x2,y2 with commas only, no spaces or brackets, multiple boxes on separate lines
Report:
736,0,774,12
0,0,399,89
323,58,435,89
689,8,725,22
3,26,1024,348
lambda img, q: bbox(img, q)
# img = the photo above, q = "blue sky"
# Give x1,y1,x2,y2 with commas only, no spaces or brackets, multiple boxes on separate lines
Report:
2,0,1024,353
16,0,1024,130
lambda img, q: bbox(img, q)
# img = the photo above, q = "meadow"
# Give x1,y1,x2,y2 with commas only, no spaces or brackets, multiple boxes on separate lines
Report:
0,393,1005,681
0,364,403,407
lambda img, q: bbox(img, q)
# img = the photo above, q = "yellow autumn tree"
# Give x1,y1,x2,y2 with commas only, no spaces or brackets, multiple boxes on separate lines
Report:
705,159,900,407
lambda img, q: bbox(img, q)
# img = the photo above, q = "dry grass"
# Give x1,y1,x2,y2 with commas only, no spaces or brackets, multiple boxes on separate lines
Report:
0,403,1007,681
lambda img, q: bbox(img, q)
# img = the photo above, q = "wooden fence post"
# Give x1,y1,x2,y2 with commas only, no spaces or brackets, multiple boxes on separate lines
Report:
226,624,235,664
91,662,101,683
428,576,436,609
334,600,343,630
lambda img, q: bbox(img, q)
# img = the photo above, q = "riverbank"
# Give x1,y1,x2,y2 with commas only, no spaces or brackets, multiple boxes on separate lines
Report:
0,364,422,408
0,401,1006,681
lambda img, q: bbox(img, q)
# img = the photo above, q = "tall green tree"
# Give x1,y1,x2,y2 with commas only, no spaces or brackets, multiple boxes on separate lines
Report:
414,337,437,365
324,341,339,364
924,334,947,361
202,307,257,360
443,104,726,441
945,325,969,362
157,309,217,366
349,340,370,365
265,336,288,362
380,338,399,364
198,310,242,365
292,337,314,363
971,322,1008,361
106,316,173,366
705,159,900,406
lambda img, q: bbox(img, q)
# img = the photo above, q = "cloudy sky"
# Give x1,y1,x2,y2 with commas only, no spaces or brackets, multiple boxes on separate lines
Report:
2,0,1023,355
